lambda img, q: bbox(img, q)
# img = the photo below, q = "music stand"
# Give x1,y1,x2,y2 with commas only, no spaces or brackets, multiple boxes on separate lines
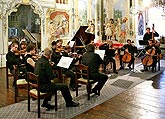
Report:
128,49,141,73
136,40,148,57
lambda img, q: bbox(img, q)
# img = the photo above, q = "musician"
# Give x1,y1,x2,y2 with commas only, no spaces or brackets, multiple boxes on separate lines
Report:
51,40,62,64
143,27,159,45
99,41,118,74
141,39,161,72
82,44,108,95
61,45,80,91
119,39,138,70
6,42,22,86
24,44,36,73
34,47,79,109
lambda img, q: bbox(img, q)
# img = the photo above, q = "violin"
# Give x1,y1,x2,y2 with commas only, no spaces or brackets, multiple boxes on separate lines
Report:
122,48,132,63
142,47,155,66
55,46,64,53
14,49,26,55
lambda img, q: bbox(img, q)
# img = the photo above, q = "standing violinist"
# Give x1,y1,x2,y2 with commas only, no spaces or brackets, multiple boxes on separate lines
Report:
141,39,161,72
119,39,138,70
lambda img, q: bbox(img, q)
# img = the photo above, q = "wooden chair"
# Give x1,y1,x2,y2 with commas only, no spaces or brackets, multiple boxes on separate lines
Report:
14,64,28,103
75,64,97,100
6,62,28,102
27,72,57,118
6,61,14,89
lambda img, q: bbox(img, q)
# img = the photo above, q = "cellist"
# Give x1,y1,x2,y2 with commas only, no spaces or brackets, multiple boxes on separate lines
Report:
141,39,161,72
119,39,138,70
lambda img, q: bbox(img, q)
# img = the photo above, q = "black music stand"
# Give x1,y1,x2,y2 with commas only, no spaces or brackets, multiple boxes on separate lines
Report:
136,40,148,57
128,49,141,73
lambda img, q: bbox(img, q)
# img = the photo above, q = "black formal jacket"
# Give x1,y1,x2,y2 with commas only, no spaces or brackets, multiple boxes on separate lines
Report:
82,52,103,73
34,56,55,88
6,51,21,72
143,32,159,41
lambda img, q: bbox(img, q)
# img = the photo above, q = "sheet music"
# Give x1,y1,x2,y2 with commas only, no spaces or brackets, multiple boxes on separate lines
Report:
57,56,73,69
95,50,105,60
69,41,75,47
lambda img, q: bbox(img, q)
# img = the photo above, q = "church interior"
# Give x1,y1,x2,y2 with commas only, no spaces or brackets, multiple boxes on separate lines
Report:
0,0,165,118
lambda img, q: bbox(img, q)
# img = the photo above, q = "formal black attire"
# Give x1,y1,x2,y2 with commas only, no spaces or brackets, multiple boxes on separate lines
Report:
143,32,159,41
34,55,74,105
119,44,138,69
82,51,108,92
24,54,34,73
61,51,79,89
6,51,22,73
142,45,161,72
51,48,62,64
99,43,117,72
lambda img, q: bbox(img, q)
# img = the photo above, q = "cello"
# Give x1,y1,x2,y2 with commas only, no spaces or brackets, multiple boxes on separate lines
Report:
141,47,155,66
122,48,132,63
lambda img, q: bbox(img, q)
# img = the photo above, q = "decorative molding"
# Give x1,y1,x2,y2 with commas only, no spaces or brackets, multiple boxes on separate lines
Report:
2,0,44,31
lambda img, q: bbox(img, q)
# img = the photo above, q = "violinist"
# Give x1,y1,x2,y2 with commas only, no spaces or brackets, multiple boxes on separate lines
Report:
6,42,22,86
99,40,118,74
24,44,36,73
119,39,138,70
141,39,161,72
51,40,62,64
61,45,80,91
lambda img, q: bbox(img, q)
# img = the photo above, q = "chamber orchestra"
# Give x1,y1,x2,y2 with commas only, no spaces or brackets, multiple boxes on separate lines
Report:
5,24,163,110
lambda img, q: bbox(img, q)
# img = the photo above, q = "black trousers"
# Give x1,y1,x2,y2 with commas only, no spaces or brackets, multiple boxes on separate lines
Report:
90,72,108,91
64,69,75,87
104,56,117,71
41,83,73,104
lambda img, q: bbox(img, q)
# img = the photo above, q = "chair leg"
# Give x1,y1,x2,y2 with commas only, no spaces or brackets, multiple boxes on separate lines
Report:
6,70,9,89
38,99,40,118
55,91,57,111
28,94,30,112
15,85,18,103
87,85,90,100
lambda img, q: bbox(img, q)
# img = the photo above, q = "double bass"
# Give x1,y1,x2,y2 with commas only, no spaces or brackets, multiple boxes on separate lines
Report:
141,24,157,66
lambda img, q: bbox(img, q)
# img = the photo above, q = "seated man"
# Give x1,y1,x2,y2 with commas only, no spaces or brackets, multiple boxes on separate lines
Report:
61,45,80,91
119,39,138,70
141,39,161,72
34,47,79,109
82,44,108,95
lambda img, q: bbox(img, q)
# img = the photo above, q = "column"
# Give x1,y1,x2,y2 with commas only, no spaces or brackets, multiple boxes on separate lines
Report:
94,0,98,42
87,0,92,21
99,0,104,41
74,0,79,30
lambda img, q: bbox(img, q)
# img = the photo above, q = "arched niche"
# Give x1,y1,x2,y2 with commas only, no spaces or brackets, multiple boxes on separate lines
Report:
2,0,44,52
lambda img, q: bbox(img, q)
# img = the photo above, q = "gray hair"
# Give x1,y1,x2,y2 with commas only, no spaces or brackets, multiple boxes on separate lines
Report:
43,47,52,56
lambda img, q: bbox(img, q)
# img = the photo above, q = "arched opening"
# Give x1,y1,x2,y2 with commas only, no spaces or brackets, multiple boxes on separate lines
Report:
8,4,41,49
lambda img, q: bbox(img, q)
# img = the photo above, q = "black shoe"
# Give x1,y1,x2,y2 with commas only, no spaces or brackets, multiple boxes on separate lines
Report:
141,68,148,72
119,67,124,70
91,89,99,95
113,71,118,74
41,103,55,109
70,86,76,91
128,66,133,69
66,101,80,107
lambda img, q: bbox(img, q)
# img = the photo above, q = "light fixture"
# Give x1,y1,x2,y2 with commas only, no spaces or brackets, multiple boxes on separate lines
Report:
130,6,139,15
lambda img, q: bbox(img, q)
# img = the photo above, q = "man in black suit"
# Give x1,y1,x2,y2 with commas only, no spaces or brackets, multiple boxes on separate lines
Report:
34,47,79,109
